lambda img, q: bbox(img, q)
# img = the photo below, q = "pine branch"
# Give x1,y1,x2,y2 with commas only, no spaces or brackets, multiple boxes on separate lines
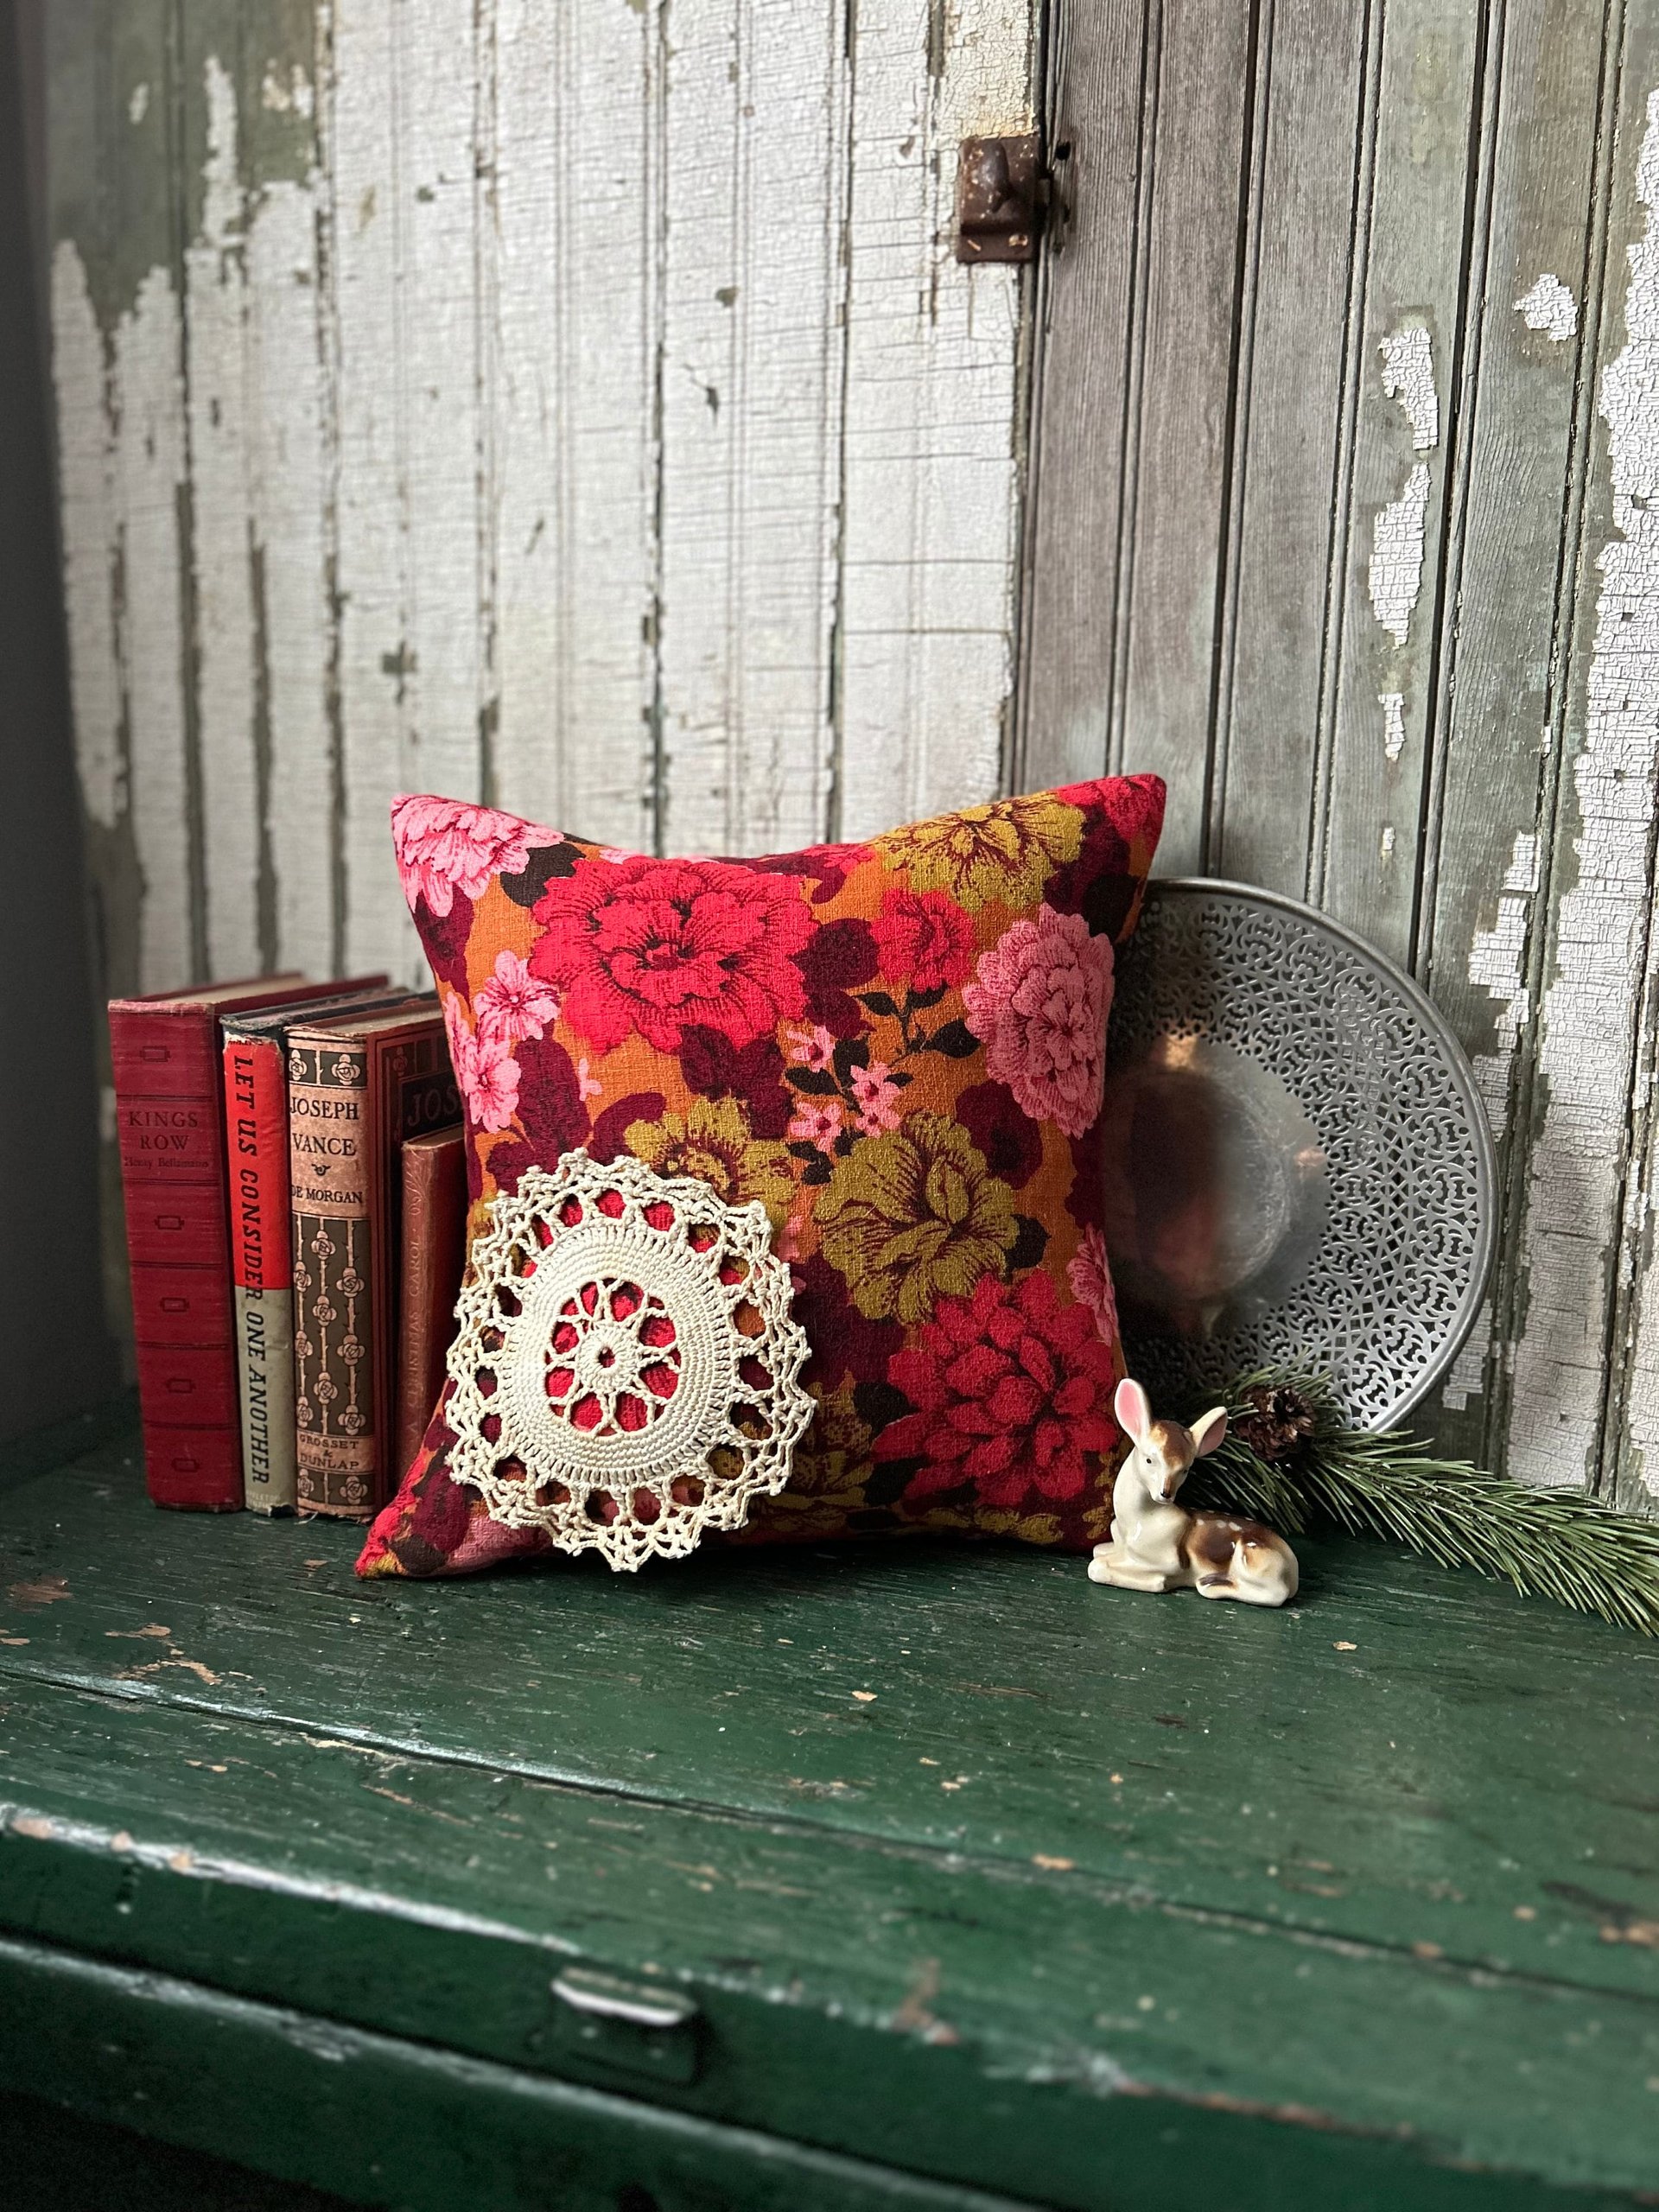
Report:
1179,1365,1659,1637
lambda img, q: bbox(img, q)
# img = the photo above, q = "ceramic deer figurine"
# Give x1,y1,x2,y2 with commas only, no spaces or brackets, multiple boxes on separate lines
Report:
1089,1379,1299,1607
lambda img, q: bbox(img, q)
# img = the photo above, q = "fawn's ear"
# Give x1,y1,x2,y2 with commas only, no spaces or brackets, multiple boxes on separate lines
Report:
1189,1407,1229,1458
1114,1378,1153,1445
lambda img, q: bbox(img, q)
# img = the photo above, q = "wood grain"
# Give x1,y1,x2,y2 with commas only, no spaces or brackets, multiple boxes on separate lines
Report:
1019,0,1659,1505
3,1433,1659,2206
41,0,1659,1504
1418,0,1618,1468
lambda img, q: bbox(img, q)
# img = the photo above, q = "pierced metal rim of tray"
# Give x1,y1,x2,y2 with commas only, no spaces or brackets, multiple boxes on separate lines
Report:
1111,877,1498,1433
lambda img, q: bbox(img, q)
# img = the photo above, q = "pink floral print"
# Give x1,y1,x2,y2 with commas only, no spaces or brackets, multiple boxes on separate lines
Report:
445,996,521,1135
476,949,561,1047
392,794,560,918
789,1099,844,1154
1066,1224,1120,1346
849,1060,902,1137
963,904,1113,1139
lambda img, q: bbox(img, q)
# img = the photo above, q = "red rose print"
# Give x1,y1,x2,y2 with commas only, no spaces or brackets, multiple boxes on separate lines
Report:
874,1270,1117,1508
870,886,976,992
531,855,813,1054
679,1027,793,1139
792,917,879,1035
955,1079,1043,1189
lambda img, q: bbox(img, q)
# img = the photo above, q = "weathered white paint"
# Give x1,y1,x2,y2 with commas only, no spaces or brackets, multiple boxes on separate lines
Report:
248,172,334,979
1441,1299,1493,1414
1369,462,1431,645
400,8,489,817
836,0,1033,838
486,0,657,849
1379,325,1439,449
325,0,425,983
1516,272,1579,341
187,57,261,980
52,2,1037,988
657,0,848,855
1506,89,1659,1491
1367,328,1439,652
49,242,122,833
1379,690,1407,762
262,63,315,119
1465,830,1539,1135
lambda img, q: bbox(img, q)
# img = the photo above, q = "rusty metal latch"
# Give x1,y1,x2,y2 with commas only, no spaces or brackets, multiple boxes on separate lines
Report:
956,133,1046,264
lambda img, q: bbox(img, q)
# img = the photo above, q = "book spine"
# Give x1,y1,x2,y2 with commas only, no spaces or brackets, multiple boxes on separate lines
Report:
395,1131,466,1483
223,1033,297,1513
109,1005,243,1510
290,1035,376,1517
368,1034,461,1508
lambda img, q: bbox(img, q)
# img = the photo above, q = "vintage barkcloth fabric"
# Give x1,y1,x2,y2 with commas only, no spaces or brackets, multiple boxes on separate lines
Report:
358,774,1165,1577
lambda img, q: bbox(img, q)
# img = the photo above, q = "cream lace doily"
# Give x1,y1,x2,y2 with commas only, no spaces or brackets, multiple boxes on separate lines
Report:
443,1149,812,1570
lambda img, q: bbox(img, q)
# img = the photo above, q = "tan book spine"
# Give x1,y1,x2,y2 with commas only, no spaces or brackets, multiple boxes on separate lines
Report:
289,1033,377,1517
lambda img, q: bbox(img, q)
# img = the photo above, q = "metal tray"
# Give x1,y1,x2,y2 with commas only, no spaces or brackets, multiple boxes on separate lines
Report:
1100,879,1497,1432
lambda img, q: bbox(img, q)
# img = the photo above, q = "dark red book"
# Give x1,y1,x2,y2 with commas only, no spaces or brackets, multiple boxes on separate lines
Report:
110,976,362,1510
394,1123,467,1485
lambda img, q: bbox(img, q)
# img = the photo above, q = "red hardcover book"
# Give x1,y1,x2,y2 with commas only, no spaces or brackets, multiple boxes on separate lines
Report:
111,975,359,1510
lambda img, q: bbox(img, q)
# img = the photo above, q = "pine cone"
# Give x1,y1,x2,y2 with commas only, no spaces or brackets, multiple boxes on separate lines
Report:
1234,1383,1317,1463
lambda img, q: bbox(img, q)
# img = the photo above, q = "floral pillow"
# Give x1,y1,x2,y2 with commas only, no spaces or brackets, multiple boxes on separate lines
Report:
357,775,1165,1579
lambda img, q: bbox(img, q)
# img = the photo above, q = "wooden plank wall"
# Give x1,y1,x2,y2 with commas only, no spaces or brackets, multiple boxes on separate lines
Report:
42,0,1659,1505
1020,0,1659,1507
44,0,1037,994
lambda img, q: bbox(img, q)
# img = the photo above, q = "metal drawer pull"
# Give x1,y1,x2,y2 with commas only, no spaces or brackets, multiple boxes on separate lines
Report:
551,1968,698,2031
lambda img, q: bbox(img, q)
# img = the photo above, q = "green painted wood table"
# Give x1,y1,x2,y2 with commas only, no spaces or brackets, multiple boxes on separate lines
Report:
3,1403,1658,2210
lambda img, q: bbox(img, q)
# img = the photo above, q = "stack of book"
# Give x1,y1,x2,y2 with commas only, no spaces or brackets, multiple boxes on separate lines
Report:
110,976,467,1517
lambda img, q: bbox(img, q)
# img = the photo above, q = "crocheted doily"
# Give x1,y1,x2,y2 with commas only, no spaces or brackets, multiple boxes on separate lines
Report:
442,1149,812,1571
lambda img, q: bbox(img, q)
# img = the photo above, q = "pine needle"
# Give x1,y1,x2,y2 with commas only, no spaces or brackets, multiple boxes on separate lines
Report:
1179,1365,1659,1637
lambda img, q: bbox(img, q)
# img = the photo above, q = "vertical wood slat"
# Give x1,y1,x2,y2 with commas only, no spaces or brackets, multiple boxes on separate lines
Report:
836,0,1033,842
56,0,199,997
245,10,335,983
1211,0,1376,899
1015,0,1151,799
181,25,261,982
326,0,422,982
1112,0,1253,874
656,0,847,856
486,0,658,851
1523,8,1659,1499
1313,0,1482,972
1418,0,1620,1470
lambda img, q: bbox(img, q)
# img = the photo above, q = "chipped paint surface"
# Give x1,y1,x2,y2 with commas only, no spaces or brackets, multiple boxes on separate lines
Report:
1369,463,1430,645
1507,90,1659,1490
52,4,1034,997
1379,691,1407,762
1441,1299,1493,1413
1465,831,1539,1135
1367,329,1438,652
1516,273,1579,341
1379,326,1439,450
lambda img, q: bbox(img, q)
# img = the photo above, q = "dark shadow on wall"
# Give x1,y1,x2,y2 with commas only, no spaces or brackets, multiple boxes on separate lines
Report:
0,0,121,1438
